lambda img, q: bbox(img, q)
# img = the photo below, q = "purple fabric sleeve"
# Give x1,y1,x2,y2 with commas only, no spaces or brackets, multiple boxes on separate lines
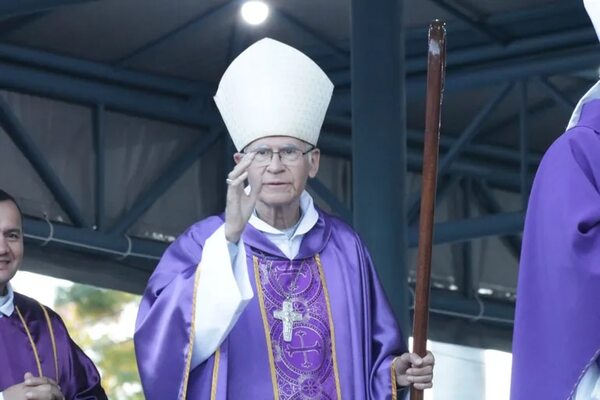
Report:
511,100,600,399
134,216,224,400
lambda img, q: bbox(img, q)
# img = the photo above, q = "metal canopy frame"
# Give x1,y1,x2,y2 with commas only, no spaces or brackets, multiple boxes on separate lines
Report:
0,0,593,332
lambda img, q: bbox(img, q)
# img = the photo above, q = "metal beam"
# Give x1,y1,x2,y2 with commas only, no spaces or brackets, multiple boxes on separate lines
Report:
321,124,544,169
319,130,530,192
225,8,250,68
22,243,151,294
0,61,214,127
407,129,542,169
471,181,522,260
435,45,600,93
329,44,600,95
0,95,88,227
536,76,577,113
439,26,594,72
352,0,409,333
519,81,530,210
0,43,212,97
220,21,248,196
327,25,596,87
406,153,522,192
92,104,105,230
0,11,47,36
487,0,581,26
307,178,352,224
439,83,513,175
428,0,508,45
115,1,236,66
23,217,166,263
274,8,349,62
480,85,582,142
407,83,513,222
0,0,96,19
0,42,594,128
327,26,598,89
108,128,223,235
407,174,461,225
424,289,514,326
408,211,524,247
318,129,537,193
461,178,474,298
309,2,586,62
24,210,523,268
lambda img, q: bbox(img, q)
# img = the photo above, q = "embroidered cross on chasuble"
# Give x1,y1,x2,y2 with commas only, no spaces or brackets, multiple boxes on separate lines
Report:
254,254,342,400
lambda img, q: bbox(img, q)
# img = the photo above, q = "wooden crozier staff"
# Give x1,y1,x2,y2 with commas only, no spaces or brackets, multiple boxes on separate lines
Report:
410,19,446,400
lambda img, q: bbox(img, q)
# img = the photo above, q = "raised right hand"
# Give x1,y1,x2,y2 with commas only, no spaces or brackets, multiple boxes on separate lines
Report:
224,152,262,243
3,372,65,400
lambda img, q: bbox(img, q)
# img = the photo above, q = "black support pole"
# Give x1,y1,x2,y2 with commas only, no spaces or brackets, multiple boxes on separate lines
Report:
351,0,409,335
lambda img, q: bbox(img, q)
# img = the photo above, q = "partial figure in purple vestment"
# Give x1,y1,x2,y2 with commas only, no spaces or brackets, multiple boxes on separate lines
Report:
0,189,107,400
134,38,435,400
511,1,600,399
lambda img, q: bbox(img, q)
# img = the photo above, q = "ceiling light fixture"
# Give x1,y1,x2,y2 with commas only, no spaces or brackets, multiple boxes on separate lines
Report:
241,1,269,25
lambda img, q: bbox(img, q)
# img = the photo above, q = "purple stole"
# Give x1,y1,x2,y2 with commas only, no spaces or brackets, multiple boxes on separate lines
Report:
254,254,340,399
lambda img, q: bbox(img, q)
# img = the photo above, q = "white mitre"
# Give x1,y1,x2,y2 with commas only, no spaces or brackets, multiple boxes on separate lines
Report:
567,0,600,129
214,38,334,151
584,0,600,41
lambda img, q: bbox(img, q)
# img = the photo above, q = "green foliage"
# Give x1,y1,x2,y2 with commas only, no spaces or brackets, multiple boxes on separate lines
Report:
55,285,136,321
54,284,143,400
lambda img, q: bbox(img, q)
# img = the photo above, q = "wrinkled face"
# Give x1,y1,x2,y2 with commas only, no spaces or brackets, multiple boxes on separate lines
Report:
0,201,23,294
236,136,320,207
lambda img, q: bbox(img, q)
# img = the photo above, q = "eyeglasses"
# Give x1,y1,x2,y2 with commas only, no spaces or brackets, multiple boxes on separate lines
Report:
244,145,315,165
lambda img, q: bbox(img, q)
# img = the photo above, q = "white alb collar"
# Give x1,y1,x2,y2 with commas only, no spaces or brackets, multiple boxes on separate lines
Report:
0,283,14,318
567,79,600,130
249,190,319,238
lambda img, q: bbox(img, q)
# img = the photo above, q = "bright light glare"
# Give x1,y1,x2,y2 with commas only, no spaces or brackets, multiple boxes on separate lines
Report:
241,1,269,25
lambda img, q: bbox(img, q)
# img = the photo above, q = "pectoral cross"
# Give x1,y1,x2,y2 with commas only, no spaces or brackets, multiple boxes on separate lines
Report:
273,299,302,342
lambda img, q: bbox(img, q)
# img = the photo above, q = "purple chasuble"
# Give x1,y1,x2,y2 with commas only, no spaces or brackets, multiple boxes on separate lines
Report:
511,99,600,399
0,292,107,399
135,208,407,400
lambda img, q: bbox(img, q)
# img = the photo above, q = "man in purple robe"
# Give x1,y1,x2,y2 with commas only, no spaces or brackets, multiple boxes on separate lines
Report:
0,189,107,400
135,38,435,399
511,1,600,399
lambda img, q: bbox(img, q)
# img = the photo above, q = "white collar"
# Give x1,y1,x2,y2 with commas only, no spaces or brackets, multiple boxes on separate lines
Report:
249,191,319,238
0,283,14,318
567,79,600,130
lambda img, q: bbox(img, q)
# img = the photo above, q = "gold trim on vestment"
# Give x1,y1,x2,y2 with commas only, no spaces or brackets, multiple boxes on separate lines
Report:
15,305,43,377
314,254,343,399
181,264,203,399
391,356,399,400
210,348,221,400
253,255,280,400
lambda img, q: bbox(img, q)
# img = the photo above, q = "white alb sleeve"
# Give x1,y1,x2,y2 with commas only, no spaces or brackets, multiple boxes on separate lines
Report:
575,361,600,400
190,225,253,368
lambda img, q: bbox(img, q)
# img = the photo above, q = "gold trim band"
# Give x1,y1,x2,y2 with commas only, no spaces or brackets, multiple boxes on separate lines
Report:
181,264,203,399
210,348,221,400
391,356,399,400
315,254,342,399
15,305,43,377
253,256,280,400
